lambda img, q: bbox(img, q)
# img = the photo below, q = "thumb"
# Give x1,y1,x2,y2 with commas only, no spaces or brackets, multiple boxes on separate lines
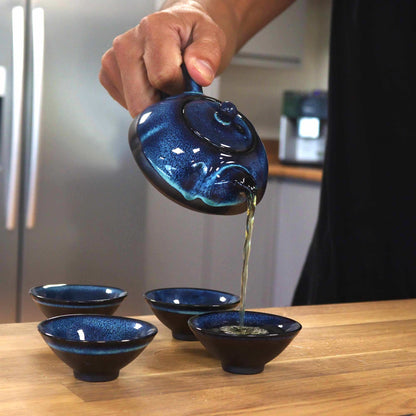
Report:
186,56,216,87
183,22,225,87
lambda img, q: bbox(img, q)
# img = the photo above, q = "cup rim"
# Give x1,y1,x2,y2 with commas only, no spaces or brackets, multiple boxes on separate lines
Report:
29,284,128,305
188,310,302,339
37,314,158,346
144,287,240,311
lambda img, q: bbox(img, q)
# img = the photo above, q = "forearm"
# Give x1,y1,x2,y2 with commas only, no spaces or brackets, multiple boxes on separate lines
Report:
161,0,296,71
100,0,295,116
230,0,296,50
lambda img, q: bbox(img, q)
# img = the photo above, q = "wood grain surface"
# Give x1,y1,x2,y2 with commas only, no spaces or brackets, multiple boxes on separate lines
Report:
1,299,416,415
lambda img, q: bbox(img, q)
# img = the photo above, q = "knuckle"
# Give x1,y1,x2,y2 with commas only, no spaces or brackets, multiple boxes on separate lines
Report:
111,34,124,52
148,67,178,91
98,71,106,87
137,13,160,37
98,65,106,81
137,14,150,34
100,49,113,70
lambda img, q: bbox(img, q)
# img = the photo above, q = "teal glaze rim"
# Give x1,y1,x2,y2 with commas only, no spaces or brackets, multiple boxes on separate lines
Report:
43,341,149,355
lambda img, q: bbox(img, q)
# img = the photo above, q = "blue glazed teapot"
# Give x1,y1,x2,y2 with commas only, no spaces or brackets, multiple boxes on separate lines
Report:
128,66,268,215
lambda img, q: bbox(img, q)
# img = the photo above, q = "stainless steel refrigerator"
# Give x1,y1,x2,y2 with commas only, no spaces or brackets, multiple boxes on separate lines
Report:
0,0,154,322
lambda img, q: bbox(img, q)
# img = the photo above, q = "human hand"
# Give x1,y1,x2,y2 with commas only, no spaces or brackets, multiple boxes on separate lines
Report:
99,1,233,118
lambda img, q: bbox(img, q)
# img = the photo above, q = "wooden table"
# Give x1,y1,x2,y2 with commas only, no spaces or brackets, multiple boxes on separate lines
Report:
1,299,416,415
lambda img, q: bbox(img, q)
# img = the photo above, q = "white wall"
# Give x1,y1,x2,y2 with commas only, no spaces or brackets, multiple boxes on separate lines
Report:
219,0,331,139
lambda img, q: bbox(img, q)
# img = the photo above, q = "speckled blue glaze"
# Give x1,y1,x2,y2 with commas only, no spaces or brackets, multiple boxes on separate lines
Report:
128,66,268,215
38,315,157,382
144,287,240,341
188,311,302,374
29,284,128,318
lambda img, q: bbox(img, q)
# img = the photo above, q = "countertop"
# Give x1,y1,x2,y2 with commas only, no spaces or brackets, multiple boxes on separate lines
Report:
263,139,323,182
1,299,416,415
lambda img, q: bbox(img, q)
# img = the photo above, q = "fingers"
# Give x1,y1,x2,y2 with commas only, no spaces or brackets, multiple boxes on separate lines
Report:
184,16,226,86
100,25,160,117
142,10,224,90
99,49,127,109
111,27,160,117
99,6,228,118
139,12,186,97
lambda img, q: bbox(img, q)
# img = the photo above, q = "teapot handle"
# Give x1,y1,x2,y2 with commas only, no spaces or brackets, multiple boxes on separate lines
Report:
160,64,202,99
182,64,203,94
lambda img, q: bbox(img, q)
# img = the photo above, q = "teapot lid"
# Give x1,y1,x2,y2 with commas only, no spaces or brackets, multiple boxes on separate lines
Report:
183,99,255,153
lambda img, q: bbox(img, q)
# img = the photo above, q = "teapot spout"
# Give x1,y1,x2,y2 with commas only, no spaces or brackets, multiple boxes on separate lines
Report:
200,166,261,215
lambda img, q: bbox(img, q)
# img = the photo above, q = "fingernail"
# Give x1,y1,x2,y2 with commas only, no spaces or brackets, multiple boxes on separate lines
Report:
193,59,215,83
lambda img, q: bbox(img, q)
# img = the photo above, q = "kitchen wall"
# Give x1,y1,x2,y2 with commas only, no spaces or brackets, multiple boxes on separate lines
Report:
219,0,332,139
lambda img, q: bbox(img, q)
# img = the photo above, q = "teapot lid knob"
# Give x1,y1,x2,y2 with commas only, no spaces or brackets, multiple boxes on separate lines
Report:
215,101,238,125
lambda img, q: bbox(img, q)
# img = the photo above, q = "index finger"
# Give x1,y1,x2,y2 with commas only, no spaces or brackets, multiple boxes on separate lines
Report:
112,27,160,117
139,12,186,96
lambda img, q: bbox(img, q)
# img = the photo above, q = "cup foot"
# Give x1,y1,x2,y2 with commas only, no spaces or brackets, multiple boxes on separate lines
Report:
74,370,119,382
172,332,197,341
221,364,264,375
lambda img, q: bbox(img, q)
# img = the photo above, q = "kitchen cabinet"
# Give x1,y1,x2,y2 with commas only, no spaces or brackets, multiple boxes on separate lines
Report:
143,175,320,310
271,177,320,305
232,0,306,68
203,177,321,308
142,186,207,295
142,182,278,310
202,183,278,308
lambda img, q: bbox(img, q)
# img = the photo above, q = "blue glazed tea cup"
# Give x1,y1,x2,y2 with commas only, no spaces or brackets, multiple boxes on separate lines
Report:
188,310,302,374
38,314,157,382
29,284,128,318
144,287,240,340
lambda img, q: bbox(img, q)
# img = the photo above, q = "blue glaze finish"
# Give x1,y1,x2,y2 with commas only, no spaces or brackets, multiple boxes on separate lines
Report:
128,66,268,215
29,284,128,318
144,288,240,341
145,287,240,311
146,305,208,315
30,284,127,304
188,311,302,374
38,315,157,382
47,343,147,356
33,299,123,308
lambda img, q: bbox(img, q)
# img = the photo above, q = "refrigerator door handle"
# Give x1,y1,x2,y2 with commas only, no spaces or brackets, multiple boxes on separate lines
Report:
5,6,25,230
26,7,45,229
